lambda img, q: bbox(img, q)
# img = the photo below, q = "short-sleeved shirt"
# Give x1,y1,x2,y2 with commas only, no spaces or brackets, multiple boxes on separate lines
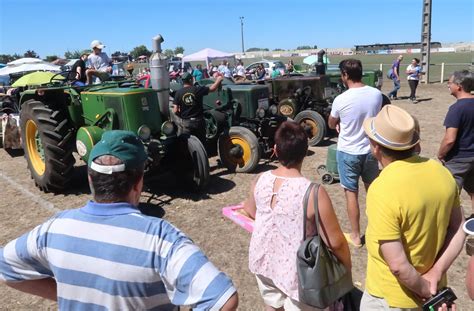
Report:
192,69,203,82
219,66,232,78
391,59,401,78
236,65,245,77
365,156,460,308
173,85,210,119
0,201,236,310
249,171,314,300
88,52,111,72
443,97,474,160
330,85,382,154
406,64,421,80
68,59,87,83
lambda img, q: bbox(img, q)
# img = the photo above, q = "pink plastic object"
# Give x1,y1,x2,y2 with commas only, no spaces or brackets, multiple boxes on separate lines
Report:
222,204,254,233
136,74,150,88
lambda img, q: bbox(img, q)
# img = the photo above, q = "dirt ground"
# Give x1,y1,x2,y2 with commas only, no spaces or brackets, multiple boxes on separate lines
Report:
0,81,472,310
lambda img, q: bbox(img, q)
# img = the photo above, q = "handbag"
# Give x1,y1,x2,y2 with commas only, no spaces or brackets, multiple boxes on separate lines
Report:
296,183,354,308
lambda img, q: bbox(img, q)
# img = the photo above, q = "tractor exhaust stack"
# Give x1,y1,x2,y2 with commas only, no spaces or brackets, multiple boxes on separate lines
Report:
150,34,170,119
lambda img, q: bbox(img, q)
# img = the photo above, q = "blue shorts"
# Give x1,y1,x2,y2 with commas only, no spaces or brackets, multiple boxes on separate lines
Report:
336,150,379,192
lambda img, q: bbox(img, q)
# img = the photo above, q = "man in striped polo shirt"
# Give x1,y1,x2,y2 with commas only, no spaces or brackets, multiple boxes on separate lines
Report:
0,130,238,310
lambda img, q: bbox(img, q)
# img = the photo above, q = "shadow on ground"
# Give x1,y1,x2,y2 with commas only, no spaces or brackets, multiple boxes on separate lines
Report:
144,171,236,202
4,148,24,157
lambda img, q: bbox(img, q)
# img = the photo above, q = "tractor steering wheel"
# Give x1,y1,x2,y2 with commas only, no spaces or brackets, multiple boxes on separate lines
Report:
49,71,69,86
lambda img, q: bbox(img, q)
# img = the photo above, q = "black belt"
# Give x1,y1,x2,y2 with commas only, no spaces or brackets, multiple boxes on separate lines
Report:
182,117,203,121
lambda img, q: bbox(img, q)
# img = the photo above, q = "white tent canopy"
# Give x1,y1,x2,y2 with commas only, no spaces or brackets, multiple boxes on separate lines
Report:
7,57,44,66
182,48,235,68
0,62,61,76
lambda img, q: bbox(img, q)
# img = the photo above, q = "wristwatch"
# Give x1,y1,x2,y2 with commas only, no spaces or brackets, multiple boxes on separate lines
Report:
467,237,474,256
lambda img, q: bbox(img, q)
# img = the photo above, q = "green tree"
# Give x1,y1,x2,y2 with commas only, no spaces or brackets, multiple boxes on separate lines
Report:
0,54,15,64
45,55,59,62
163,49,174,58
296,45,312,50
174,46,184,55
24,50,39,58
246,47,269,52
130,45,151,60
273,48,285,51
64,50,88,59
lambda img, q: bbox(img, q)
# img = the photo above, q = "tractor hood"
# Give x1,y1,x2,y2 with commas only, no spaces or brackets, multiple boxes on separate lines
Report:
80,87,163,135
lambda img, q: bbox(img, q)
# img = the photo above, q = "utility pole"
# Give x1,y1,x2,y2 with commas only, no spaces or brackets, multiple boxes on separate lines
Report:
420,0,432,83
239,16,245,54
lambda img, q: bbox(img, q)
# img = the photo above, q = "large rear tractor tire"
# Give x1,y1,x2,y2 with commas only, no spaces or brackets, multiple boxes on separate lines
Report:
184,135,210,191
294,110,327,146
218,126,260,173
20,100,75,192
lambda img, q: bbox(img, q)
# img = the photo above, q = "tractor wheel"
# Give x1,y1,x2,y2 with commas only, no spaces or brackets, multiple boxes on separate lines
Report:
321,173,334,185
204,110,227,141
20,100,75,192
294,110,327,146
218,126,260,173
317,164,327,175
185,135,210,191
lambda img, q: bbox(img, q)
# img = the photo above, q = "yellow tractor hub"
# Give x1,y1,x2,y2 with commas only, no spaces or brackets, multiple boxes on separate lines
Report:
230,136,251,166
300,119,319,138
25,120,45,175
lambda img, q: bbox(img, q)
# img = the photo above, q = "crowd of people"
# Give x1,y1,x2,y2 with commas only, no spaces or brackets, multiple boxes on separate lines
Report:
0,56,473,310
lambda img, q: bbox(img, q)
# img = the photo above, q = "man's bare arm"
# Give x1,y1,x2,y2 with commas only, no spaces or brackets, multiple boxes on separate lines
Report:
380,240,431,298
328,115,339,130
437,128,458,161
220,292,238,311
209,76,224,92
422,206,465,294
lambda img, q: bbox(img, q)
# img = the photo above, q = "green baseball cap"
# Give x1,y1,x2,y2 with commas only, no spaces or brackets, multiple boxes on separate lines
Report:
181,72,193,82
88,130,147,174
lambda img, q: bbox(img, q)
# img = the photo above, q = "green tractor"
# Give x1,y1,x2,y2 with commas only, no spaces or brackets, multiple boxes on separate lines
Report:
271,68,387,146
171,78,286,173
17,35,209,193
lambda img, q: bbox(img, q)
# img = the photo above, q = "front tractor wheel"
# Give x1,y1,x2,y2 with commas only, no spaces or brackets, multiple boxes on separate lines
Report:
294,110,327,146
20,100,75,192
218,126,260,173
184,135,210,191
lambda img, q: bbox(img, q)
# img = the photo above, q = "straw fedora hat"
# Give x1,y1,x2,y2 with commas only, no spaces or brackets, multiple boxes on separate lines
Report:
363,105,419,151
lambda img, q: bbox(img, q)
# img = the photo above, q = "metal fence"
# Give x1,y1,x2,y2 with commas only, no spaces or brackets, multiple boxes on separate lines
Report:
365,63,472,83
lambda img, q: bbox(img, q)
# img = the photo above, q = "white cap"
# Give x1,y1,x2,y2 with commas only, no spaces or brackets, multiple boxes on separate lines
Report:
90,40,106,49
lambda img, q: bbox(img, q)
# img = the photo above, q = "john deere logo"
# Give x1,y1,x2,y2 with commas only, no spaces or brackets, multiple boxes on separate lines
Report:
141,97,149,111
279,104,294,116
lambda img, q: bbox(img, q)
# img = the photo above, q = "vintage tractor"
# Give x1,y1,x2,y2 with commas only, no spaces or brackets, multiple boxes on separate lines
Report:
199,78,286,173
170,77,287,173
17,35,209,193
271,68,388,146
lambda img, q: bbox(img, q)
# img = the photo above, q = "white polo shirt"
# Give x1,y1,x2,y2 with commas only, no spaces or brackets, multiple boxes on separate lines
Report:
330,85,382,155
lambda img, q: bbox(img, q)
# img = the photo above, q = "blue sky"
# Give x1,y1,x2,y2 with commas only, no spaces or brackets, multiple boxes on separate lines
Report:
0,0,472,58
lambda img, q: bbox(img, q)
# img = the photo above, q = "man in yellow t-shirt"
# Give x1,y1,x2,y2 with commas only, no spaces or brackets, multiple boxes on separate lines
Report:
361,105,465,310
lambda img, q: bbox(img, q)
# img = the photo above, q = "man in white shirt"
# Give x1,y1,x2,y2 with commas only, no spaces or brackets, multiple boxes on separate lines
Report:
86,40,112,84
328,58,382,247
